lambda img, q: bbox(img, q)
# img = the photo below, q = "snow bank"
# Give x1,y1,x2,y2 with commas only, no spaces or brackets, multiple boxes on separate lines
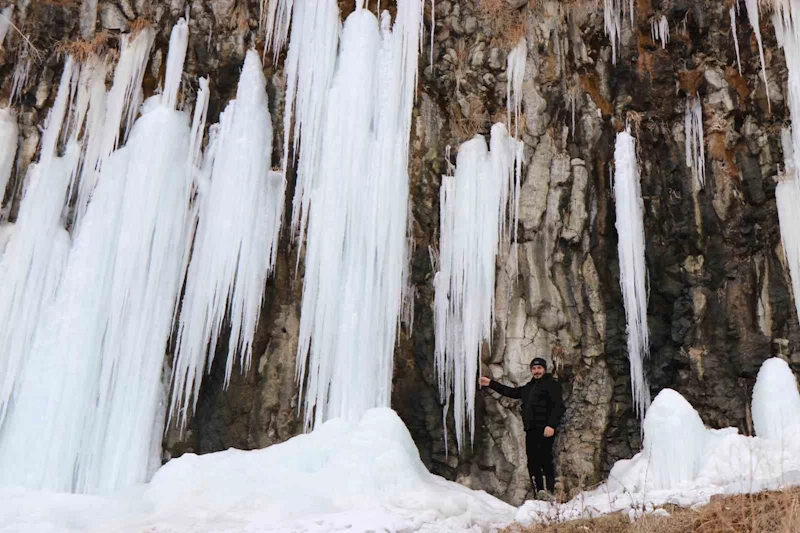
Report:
0,409,514,533
517,358,800,525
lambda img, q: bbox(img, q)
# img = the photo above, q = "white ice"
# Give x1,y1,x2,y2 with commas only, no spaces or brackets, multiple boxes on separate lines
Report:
613,129,650,418
603,0,633,64
0,108,18,213
731,6,742,75
745,0,771,111
434,124,523,450
170,50,284,429
0,409,515,533
685,96,706,188
650,15,669,49
0,5,14,49
506,37,526,137
752,357,800,441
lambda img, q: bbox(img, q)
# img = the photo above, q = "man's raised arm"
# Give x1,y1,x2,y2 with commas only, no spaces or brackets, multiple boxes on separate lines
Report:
479,376,523,399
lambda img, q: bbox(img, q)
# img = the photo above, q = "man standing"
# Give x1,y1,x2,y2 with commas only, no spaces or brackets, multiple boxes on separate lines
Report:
479,357,565,497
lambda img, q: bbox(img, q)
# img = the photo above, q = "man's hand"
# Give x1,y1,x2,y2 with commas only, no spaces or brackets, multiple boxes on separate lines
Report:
543,426,555,437
479,376,491,388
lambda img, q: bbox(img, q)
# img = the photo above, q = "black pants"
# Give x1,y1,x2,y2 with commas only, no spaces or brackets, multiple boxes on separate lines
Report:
525,428,555,492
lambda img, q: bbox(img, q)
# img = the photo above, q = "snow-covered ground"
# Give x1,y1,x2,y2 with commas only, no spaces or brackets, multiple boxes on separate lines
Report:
4,358,800,533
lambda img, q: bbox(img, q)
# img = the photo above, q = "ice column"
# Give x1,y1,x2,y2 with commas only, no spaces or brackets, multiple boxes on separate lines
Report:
170,51,284,429
295,2,423,429
745,0,771,110
752,358,800,441
434,124,523,450
614,129,651,418
0,59,77,426
685,96,706,188
641,389,708,490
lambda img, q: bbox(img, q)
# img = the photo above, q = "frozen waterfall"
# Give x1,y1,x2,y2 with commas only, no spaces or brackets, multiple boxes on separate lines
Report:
613,129,651,418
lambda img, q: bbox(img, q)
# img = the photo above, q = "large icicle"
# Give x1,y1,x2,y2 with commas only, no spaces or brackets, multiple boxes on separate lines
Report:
0,59,77,426
745,0,771,111
603,0,633,64
434,124,523,450
0,108,18,211
506,37,526,137
684,96,706,188
170,51,284,430
296,1,423,429
613,129,651,418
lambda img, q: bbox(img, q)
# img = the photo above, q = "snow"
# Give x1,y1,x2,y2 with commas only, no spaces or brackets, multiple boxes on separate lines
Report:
518,366,800,525
0,409,515,533
170,50,284,429
613,129,650,418
685,96,706,188
434,124,523,450
295,3,423,429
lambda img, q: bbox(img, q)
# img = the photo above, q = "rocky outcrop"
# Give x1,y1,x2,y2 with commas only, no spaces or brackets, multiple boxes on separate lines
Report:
3,0,800,507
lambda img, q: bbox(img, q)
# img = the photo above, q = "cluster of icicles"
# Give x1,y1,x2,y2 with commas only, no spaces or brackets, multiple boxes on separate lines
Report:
0,0,425,495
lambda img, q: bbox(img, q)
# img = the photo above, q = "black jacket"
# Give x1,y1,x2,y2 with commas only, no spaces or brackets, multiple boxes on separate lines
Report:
489,374,565,432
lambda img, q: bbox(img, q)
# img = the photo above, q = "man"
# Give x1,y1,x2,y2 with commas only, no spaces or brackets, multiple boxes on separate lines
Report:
479,357,565,497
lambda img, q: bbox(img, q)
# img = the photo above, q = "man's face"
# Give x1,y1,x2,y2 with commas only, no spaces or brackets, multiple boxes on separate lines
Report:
530,365,545,379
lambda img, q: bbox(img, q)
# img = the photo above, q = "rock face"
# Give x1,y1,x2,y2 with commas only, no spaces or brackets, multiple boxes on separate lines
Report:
4,0,800,506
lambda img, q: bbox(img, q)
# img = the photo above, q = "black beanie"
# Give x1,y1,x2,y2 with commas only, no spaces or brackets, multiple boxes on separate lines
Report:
530,357,547,370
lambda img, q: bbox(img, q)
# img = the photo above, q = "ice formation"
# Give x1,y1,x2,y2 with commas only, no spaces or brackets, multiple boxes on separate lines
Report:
650,15,669,49
613,129,650,418
506,37,526,137
603,0,634,64
640,389,709,490
170,51,284,429
0,409,515,533
434,124,523,450
752,358,800,441
0,108,18,211
0,5,14,49
731,5,742,75
685,96,706,188
745,0,771,111
294,2,423,429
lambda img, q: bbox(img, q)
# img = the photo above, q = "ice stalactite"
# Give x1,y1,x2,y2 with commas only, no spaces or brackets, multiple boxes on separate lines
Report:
731,5,743,75
745,0,771,111
640,389,708,490
0,59,77,427
613,129,651,418
433,124,523,450
685,96,706,189
295,1,423,429
650,15,669,49
752,358,800,441
0,5,14,49
603,0,633,64
279,0,339,243
0,109,18,213
506,37,526,137
170,51,284,430
74,22,195,494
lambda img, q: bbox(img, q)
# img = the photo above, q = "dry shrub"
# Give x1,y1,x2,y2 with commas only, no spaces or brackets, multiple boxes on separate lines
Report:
477,0,526,50
449,95,488,140
503,487,800,533
54,32,112,62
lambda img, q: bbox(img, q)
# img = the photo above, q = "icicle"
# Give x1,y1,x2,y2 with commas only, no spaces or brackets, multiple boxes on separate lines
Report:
745,0,771,111
650,15,669,49
170,51,283,430
264,0,296,54
0,5,14,49
282,0,339,244
613,129,651,418
0,58,77,427
0,109,18,211
9,55,31,104
684,96,706,189
433,124,523,451
506,37,526,138
731,6,742,75
295,0,424,429
161,19,189,110
603,0,633,65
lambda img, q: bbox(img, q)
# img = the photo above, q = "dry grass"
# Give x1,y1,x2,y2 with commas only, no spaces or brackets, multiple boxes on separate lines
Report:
54,32,112,62
503,487,800,533
477,0,527,50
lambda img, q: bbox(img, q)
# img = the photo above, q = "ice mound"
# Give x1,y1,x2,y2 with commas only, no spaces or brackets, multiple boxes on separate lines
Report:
0,408,514,533
752,357,800,441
